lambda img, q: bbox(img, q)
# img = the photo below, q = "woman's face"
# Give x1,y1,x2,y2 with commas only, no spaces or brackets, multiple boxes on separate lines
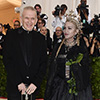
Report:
63,22,78,40
40,27,47,36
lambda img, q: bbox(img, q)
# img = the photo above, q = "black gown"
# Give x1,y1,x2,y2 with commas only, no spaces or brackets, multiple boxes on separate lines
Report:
44,40,93,100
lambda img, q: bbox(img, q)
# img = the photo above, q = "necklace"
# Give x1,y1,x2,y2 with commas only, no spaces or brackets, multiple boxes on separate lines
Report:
64,40,77,54
65,39,77,48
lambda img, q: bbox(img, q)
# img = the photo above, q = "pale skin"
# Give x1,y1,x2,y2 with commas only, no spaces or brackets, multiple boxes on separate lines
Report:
18,8,37,95
63,22,78,44
55,27,63,38
83,37,89,47
59,8,67,20
90,38,100,55
40,26,47,36
37,20,44,29
35,6,41,19
90,38,97,55
35,6,41,15
20,9,37,31
0,25,3,49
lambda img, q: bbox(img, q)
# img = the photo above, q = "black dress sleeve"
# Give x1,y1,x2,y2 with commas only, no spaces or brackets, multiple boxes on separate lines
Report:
71,42,91,91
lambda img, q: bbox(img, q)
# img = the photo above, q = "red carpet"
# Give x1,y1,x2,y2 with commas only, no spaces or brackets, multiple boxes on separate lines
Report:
0,97,44,100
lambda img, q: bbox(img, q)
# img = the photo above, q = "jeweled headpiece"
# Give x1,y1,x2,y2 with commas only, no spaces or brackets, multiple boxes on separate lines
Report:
66,10,82,31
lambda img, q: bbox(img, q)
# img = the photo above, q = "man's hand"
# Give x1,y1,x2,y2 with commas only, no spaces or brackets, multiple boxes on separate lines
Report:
26,83,37,95
18,83,26,94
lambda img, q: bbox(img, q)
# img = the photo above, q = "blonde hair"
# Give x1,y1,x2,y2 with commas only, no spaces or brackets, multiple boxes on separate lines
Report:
66,17,82,46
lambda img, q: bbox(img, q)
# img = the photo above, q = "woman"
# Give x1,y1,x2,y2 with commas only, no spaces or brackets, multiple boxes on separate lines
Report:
40,26,52,55
44,12,93,100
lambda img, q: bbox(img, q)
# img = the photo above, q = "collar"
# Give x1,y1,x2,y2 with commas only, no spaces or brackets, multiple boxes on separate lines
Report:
22,26,33,32
18,26,33,34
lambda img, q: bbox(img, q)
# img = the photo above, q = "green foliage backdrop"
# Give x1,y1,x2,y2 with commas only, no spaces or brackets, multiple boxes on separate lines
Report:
0,55,100,99
90,57,100,99
0,56,7,97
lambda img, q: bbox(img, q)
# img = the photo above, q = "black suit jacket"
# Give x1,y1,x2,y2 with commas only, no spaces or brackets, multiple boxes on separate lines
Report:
3,27,47,96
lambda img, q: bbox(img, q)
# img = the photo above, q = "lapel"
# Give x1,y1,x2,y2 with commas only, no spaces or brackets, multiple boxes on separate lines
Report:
17,27,29,66
17,27,38,67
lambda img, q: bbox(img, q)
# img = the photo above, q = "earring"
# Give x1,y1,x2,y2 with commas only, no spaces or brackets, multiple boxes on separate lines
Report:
74,34,77,40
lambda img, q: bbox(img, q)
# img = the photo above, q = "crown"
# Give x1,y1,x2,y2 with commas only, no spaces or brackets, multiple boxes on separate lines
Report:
66,10,83,30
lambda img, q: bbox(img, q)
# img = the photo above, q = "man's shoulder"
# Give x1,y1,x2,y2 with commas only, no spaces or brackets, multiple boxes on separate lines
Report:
6,29,16,36
33,30,45,40
6,28,23,41
7,28,19,34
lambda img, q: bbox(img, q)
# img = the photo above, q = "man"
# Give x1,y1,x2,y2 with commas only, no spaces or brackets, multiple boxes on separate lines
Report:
75,0,91,23
34,4,48,26
0,23,5,55
35,18,50,40
36,18,45,32
3,6,47,100
75,0,91,37
53,26,64,47
13,20,20,29
52,4,67,32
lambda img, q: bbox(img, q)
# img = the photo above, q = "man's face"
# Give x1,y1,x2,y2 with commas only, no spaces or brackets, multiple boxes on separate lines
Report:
37,20,44,28
55,27,62,37
0,25,3,32
20,9,37,31
35,6,41,14
14,22,20,29
62,8,67,15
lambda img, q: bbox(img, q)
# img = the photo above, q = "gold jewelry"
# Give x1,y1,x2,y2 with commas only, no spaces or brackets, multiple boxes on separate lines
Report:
66,10,83,31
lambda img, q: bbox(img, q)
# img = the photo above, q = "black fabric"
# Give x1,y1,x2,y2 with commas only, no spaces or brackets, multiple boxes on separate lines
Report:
0,32,5,46
44,43,59,100
0,32,5,55
44,39,92,100
44,58,57,100
76,7,89,23
23,31,33,66
45,35,52,54
45,76,92,100
8,93,36,100
91,46,100,57
53,32,65,48
3,27,47,99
